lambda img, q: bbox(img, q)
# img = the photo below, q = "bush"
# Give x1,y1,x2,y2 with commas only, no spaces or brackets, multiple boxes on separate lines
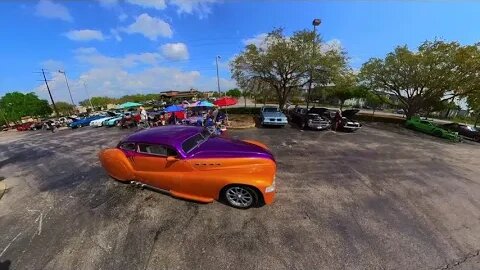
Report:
220,107,261,115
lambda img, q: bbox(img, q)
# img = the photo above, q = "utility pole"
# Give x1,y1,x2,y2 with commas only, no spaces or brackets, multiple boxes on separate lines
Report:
307,18,321,110
215,55,221,95
58,70,75,106
42,69,59,116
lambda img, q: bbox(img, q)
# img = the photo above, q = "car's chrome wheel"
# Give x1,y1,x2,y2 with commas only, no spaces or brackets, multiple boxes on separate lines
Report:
224,186,257,209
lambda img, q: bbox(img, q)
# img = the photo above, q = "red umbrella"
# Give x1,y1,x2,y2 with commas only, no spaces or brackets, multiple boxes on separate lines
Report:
214,97,237,107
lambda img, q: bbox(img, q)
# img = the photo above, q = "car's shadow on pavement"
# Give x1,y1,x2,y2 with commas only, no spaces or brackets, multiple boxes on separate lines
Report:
0,260,11,270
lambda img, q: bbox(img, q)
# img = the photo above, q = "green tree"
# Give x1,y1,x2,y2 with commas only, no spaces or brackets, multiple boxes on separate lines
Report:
0,92,52,122
364,92,388,115
117,94,158,103
231,28,348,109
55,101,75,115
359,40,480,119
467,95,480,127
79,96,114,108
226,88,242,98
327,72,367,110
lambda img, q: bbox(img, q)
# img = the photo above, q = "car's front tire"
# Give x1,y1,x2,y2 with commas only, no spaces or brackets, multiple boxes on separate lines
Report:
223,185,259,209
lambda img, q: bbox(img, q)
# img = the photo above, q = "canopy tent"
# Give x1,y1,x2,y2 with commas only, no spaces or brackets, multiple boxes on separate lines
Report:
187,101,199,107
196,100,215,107
164,105,185,112
214,97,237,107
117,102,142,109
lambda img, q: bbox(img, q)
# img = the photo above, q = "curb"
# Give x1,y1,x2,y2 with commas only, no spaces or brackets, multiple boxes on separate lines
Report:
227,124,256,130
0,182,5,200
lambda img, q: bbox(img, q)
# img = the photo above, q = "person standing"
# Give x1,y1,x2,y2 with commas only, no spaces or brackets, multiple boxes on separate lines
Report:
333,110,342,131
139,106,149,128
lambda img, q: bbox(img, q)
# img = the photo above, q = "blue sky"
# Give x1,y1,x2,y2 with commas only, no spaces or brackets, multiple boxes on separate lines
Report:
1,0,480,103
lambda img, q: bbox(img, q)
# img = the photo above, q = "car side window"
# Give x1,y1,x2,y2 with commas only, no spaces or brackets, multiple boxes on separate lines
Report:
119,142,136,151
138,143,177,157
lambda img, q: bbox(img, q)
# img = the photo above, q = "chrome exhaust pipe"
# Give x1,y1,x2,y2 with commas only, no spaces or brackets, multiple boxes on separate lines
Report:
128,181,169,195
129,181,146,189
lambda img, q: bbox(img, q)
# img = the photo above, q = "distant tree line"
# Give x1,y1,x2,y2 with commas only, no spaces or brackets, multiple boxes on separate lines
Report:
230,27,480,121
0,92,52,125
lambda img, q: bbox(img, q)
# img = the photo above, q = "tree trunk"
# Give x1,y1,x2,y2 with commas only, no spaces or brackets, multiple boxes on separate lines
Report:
244,96,247,108
254,97,257,108
405,109,414,120
339,101,344,111
475,113,479,128
306,88,310,110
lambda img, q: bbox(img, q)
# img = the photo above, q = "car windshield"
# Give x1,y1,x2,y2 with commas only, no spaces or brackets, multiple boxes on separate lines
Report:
181,129,211,153
263,107,279,113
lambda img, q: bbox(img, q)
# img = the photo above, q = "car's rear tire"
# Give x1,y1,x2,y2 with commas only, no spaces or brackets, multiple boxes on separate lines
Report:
222,185,259,209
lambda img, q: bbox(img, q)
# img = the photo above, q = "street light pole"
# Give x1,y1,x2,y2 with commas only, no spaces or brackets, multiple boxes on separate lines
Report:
215,55,221,95
82,81,94,110
307,18,321,110
58,70,75,106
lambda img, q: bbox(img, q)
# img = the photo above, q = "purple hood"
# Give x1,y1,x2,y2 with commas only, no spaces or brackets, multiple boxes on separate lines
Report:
188,137,274,160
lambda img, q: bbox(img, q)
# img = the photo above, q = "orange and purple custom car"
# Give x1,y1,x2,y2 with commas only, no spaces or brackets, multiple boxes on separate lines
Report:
98,126,276,208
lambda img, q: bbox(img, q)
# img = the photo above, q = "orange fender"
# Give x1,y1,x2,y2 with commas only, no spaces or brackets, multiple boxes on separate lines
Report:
98,148,134,181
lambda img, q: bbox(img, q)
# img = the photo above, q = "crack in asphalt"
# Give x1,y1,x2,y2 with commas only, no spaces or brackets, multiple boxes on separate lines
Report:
436,249,480,269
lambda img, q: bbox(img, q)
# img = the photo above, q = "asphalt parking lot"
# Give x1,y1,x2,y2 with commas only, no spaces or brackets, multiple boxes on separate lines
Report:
0,124,479,270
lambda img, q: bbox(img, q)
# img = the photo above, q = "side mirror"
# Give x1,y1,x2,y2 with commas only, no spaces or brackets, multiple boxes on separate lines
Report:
166,156,178,162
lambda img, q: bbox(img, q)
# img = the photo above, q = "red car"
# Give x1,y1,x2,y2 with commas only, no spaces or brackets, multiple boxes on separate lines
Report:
120,112,141,128
16,122,33,131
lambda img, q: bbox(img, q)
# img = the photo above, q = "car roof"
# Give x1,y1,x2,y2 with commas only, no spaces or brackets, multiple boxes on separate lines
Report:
123,126,202,148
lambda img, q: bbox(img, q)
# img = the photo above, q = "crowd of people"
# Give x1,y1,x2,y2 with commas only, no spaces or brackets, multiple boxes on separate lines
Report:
137,106,228,133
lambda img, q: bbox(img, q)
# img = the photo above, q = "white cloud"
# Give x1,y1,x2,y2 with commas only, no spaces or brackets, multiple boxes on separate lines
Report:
169,0,220,19
65,30,105,41
35,0,73,22
73,47,98,54
123,13,172,40
160,43,189,61
126,0,167,10
35,46,235,103
242,33,268,49
212,56,233,70
96,0,220,18
110,29,122,41
320,39,343,53
41,59,64,71
118,13,128,21
74,47,161,68
34,66,202,102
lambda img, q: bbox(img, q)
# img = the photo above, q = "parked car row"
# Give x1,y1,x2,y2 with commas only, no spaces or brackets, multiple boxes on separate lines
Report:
11,117,74,132
405,117,460,141
65,111,143,129
404,116,480,143
260,105,362,132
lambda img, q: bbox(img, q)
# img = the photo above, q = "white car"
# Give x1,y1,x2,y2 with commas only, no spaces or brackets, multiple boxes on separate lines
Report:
89,112,118,127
